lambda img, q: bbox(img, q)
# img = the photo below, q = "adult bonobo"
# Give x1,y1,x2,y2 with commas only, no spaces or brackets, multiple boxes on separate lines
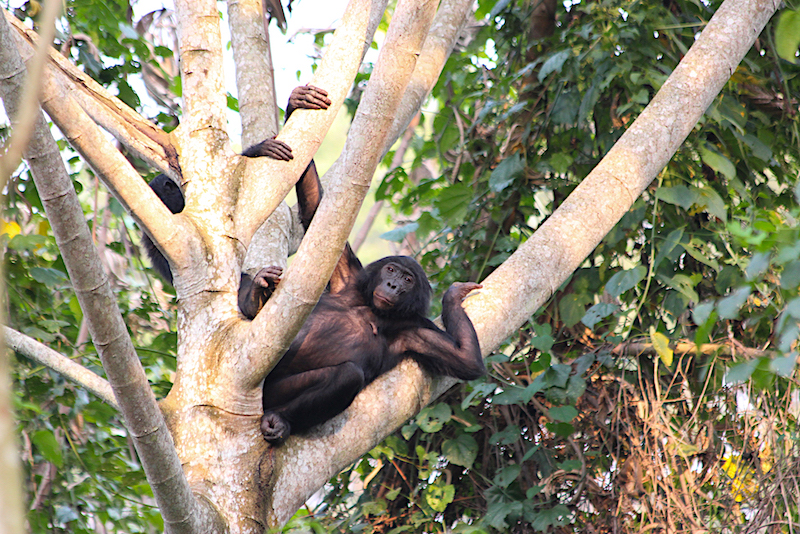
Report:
242,86,486,445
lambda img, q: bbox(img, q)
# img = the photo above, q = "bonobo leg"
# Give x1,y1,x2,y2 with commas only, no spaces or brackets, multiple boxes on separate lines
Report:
261,362,365,444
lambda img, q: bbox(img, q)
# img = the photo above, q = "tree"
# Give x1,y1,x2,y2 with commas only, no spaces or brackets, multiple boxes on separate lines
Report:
0,0,791,532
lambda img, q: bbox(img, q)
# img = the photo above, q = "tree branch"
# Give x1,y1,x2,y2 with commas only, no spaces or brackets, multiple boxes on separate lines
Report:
228,0,280,148
4,11,180,179
174,0,227,148
0,14,203,532
4,327,118,409
267,0,779,520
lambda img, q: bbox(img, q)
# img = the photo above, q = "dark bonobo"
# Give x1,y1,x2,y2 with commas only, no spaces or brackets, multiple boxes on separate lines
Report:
243,87,485,445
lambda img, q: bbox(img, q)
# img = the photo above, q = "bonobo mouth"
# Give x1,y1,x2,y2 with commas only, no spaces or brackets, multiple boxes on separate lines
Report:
374,294,394,309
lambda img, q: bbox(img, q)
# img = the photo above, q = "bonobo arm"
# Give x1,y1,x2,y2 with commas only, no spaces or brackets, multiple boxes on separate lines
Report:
393,282,485,380
239,85,332,319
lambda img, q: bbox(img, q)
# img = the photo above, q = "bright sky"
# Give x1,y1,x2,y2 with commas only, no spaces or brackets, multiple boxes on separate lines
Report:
131,0,350,138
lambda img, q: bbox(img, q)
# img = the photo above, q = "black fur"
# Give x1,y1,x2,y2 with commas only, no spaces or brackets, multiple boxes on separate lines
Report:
142,174,184,285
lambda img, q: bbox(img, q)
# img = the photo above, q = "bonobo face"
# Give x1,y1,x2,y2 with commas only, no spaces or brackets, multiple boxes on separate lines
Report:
372,262,415,310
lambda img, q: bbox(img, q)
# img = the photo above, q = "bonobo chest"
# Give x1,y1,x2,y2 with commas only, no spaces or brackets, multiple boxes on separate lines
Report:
288,298,399,380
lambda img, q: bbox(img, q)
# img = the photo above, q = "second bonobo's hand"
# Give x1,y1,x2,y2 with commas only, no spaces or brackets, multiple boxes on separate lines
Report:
241,137,293,161
444,282,483,305
288,85,331,112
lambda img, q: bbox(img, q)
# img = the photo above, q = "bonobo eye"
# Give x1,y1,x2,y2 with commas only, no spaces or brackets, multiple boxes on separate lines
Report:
387,265,395,272
404,276,413,284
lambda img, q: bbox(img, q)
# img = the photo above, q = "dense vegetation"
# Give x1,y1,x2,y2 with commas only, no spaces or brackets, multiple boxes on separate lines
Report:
3,0,800,532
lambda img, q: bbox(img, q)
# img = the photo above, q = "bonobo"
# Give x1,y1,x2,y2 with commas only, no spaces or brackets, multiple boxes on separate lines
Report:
141,85,331,310
243,86,486,445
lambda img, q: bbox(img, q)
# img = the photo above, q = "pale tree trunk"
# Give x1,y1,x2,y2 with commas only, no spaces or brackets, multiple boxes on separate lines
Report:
0,0,780,532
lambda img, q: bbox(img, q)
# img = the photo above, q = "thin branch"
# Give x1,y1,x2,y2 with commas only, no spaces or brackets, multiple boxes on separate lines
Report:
0,14,202,532
243,0,438,389
228,0,280,148
4,11,179,179
612,341,775,360
0,0,60,186
267,0,779,521
4,327,118,409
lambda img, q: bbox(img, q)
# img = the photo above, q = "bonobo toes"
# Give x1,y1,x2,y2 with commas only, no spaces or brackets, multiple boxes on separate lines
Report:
261,412,291,445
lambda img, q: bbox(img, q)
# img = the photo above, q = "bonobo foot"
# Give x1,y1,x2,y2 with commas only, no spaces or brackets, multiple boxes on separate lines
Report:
261,411,291,445
239,266,283,320
253,266,283,290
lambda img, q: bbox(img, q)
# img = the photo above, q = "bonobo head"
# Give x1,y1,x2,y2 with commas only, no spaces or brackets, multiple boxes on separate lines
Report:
357,256,431,318
148,174,185,214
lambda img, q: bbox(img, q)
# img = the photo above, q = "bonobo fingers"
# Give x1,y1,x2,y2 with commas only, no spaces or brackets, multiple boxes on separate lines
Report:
445,282,483,302
289,85,332,111
261,412,291,445
254,266,283,289
241,137,294,161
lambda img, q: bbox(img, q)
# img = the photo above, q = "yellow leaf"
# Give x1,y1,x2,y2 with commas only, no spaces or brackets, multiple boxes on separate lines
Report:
2,220,20,239
650,328,673,367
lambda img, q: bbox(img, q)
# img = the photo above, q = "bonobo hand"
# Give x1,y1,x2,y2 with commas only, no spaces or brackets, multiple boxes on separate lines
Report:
241,137,293,160
239,266,283,320
261,411,291,446
444,282,483,305
287,85,331,115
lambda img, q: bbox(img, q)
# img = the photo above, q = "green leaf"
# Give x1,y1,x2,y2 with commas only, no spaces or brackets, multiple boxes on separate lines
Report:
32,430,63,467
493,381,543,405
775,9,800,63
658,185,698,210
581,302,618,330
548,405,578,422
558,293,587,328
717,287,751,320
493,464,521,487
442,434,478,469
650,328,673,367
770,353,797,378
30,267,69,288
380,223,419,243
490,425,521,446
538,49,571,82
693,186,727,222
654,227,685,269
692,301,716,326
433,182,473,225
724,358,760,385
657,273,699,304
425,483,455,512
489,154,525,192
416,403,452,433
700,146,736,180
605,266,647,298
